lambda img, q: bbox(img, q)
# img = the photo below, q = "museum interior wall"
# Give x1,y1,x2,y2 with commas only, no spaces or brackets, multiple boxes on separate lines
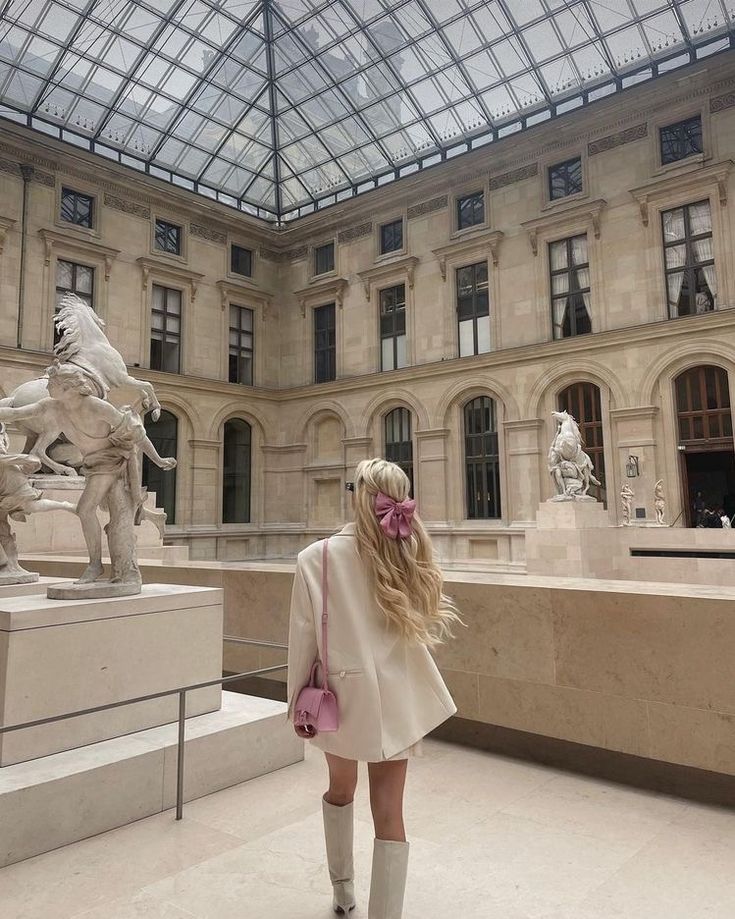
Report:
2,56,735,563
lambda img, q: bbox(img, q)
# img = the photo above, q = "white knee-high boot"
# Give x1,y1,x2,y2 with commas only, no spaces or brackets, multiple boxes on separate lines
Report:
322,794,356,914
368,838,410,918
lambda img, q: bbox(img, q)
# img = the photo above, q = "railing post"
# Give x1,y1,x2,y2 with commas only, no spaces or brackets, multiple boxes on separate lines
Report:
176,690,186,821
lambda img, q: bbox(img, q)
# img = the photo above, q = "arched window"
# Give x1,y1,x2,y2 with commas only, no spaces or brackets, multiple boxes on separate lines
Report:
223,419,252,523
464,396,501,519
384,407,413,495
558,382,606,506
142,410,177,525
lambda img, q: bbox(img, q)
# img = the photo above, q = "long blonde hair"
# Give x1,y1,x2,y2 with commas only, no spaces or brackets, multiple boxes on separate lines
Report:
352,458,466,648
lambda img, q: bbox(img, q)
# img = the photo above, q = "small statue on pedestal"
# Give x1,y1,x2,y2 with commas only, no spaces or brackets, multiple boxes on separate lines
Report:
620,484,634,526
654,480,666,526
0,363,175,598
547,410,601,501
0,423,77,584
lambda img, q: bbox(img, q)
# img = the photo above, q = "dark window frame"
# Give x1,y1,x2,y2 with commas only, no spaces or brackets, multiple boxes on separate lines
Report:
228,304,254,386
314,241,335,276
661,199,716,319
142,410,178,525
154,218,182,256
464,395,501,520
314,302,336,383
456,191,485,230
379,283,407,372
150,283,182,374
549,234,592,340
675,365,732,444
230,243,253,278
558,382,606,506
456,261,490,357
384,406,414,495
660,115,703,166
548,156,583,200
379,218,404,254
60,187,94,229
222,418,252,524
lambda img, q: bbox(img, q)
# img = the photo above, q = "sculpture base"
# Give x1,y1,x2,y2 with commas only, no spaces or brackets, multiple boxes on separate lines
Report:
48,578,141,600
548,494,597,503
0,569,39,586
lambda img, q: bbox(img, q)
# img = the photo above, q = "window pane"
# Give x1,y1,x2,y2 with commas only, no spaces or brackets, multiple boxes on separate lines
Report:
476,315,490,353
223,419,251,523
459,318,474,357
396,334,407,368
382,336,394,371
142,410,177,525
56,260,73,288
231,244,252,277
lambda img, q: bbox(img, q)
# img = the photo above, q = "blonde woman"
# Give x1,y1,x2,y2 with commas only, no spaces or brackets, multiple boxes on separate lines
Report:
286,458,465,918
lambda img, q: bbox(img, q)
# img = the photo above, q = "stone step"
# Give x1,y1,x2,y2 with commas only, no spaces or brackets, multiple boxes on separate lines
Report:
0,692,302,867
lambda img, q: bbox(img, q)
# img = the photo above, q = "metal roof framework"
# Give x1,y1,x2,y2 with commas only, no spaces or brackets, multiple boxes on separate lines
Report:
0,0,733,223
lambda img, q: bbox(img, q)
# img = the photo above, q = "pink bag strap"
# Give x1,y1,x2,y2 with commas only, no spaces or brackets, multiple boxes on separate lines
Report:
320,538,329,690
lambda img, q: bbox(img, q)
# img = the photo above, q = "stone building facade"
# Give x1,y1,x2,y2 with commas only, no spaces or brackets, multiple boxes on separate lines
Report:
1,56,735,564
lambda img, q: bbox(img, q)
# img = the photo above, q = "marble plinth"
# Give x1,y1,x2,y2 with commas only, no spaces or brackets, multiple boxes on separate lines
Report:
0,584,223,766
0,576,72,598
0,691,303,867
527,501,612,578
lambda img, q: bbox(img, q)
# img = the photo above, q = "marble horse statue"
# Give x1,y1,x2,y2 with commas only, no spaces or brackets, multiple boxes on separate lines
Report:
548,410,601,501
0,294,162,475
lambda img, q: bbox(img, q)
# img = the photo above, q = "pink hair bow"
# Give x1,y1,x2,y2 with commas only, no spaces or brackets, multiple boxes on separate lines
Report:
374,492,416,539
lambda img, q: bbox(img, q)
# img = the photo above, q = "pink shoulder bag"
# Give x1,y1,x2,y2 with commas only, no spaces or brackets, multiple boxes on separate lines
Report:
293,538,339,735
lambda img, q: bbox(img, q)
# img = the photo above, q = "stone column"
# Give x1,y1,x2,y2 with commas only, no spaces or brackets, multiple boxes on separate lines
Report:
504,419,544,525
609,406,660,525
416,428,450,523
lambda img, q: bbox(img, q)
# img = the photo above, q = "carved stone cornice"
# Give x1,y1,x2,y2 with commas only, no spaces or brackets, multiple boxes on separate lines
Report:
521,199,606,255
432,229,504,279
38,228,120,279
0,216,16,254
357,256,419,300
407,195,447,220
216,279,273,318
104,193,150,219
293,277,348,317
136,256,204,301
190,223,226,245
629,160,734,226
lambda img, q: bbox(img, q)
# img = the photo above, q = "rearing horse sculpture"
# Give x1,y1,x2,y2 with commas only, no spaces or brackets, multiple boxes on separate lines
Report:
548,410,601,499
0,294,162,475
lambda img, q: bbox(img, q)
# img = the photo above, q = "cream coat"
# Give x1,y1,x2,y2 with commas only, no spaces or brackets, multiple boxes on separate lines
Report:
285,522,457,761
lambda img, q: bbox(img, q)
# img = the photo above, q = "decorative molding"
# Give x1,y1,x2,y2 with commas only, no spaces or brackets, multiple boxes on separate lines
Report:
338,221,372,244
0,157,20,177
136,256,204,301
521,199,607,255
104,193,150,219
38,228,120,279
293,277,348,317
357,255,419,300
431,230,505,280
285,245,308,261
190,222,226,245
258,247,282,262
710,91,735,113
588,122,647,156
489,163,538,191
32,170,55,187
609,406,660,421
216,279,273,319
0,216,15,254
407,195,447,220
629,160,734,226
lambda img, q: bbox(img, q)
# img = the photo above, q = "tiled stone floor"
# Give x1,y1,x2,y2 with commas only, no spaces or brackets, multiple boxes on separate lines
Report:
1,736,734,919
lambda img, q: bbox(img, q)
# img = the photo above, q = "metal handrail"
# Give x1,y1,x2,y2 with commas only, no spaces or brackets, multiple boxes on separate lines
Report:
1,635,289,821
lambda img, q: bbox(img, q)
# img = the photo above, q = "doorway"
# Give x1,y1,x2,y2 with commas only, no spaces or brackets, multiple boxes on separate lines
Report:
681,450,735,525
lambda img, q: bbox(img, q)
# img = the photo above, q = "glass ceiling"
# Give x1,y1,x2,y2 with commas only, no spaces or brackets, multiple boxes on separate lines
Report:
0,0,733,222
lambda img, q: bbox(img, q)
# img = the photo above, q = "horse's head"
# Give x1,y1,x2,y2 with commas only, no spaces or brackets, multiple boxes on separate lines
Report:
552,410,569,423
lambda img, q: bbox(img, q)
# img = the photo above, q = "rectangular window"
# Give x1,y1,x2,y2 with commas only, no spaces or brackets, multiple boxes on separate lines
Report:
229,304,254,385
456,261,490,357
60,188,94,228
380,283,407,371
150,284,182,373
314,302,336,383
549,157,583,200
549,235,592,339
457,191,484,230
314,242,335,276
55,259,94,345
660,115,703,165
380,219,403,254
154,219,181,255
230,244,252,277
662,200,716,317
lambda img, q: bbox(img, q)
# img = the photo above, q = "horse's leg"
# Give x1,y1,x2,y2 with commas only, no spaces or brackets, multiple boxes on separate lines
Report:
32,430,77,476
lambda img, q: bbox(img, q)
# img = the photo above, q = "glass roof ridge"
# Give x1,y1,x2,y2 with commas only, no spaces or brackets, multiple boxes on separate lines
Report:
0,0,733,221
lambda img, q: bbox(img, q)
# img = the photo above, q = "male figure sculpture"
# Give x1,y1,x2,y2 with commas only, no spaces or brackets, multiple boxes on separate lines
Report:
0,423,77,583
654,480,666,526
621,484,634,526
0,363,175,596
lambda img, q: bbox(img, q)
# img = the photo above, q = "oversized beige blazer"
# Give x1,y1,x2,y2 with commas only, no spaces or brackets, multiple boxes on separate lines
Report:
285,522,457,761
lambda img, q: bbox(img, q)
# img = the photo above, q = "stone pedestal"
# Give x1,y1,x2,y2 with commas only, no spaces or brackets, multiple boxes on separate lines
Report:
0,576,72,599
526,500,613,578
0,584,223,766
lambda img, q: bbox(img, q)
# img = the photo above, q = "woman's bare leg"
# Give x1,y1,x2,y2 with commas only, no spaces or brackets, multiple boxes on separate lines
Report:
324,751,358,805
367,759,408,841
